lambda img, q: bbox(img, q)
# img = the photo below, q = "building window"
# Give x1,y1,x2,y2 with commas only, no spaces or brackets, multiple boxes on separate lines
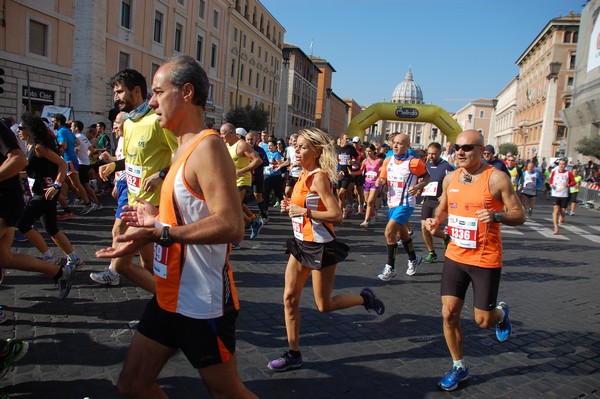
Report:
207,84,214,104
256,72,260,89
199,0,206,19
240,65,245,82
121,0,131,29
242,34,246,48
479,110,484,118
29,20,48,56
567,76,574,88
231,59,236,78
234,28,238,42
196,35,204,62
210,43,217,68
213,10,219,29
250,40,254,54
569,54,576,69
118,52,130,71
249,68,253,86
258,46,262,59
177,0,184,5
153,11,163,43
174,23,182,52
151,63,160,79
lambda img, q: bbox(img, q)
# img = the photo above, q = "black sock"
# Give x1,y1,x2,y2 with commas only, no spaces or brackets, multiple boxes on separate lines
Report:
258,201,268,218
402,238,416,261
53,267,63,282
386,244,397,267
288,350,301,358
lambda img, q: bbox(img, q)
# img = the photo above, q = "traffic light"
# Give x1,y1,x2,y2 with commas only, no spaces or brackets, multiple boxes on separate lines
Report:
0,68,4,94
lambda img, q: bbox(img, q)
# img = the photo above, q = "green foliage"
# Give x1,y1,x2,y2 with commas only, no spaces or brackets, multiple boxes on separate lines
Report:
224,105,270,132
498,143,519,157
575,133,600,160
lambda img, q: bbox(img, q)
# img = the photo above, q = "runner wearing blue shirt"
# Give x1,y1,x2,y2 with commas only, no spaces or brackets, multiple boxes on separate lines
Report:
264,139,284,208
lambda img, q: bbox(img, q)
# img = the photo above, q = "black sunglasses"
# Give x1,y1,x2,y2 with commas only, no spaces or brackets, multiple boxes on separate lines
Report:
454,144,481,152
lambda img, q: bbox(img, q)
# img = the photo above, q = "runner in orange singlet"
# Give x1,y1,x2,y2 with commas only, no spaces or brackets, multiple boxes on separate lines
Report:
425,130,525,391
97,55,256,399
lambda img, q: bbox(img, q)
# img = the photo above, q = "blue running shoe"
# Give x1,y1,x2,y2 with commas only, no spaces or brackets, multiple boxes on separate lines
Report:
250,218,264,240
438,367,469,391
496,301,511,342
267,351,302,372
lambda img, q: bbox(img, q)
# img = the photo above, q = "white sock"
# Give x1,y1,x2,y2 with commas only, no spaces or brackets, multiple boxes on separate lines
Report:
67,251,79,262
42,249,53,258
453,359,465,369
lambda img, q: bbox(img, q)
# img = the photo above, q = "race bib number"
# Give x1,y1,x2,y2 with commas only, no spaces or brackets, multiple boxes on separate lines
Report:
366,170,377,181
126,163,143,195
338,153,351,166
422,182,438,197
27,178,35,193
153,243,168,279
447,214,478,249
292,216,304,240
387,173,404,189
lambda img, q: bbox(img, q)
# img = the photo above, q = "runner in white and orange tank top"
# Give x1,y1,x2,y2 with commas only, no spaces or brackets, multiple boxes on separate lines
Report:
96,56,256,398
267,128,385,373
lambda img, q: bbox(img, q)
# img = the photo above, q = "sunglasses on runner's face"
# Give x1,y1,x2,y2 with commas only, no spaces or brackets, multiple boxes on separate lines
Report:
454,144,480,152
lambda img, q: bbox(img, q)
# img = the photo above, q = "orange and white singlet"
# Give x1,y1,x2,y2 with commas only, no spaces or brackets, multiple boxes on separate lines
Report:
155,129,239,319
445,166,504,268
380,155,427,208
290,169,335,243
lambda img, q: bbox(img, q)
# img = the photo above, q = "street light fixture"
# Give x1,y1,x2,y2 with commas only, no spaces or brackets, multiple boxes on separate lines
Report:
547,61,562,80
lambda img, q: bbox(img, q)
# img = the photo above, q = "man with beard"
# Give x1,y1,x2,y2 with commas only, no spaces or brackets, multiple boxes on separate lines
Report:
94,69,177,292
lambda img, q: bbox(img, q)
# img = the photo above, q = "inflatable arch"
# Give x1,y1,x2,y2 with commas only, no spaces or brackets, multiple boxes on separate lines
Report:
346,102,462,144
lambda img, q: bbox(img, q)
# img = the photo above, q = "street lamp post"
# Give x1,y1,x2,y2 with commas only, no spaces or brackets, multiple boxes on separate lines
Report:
538,61,561,160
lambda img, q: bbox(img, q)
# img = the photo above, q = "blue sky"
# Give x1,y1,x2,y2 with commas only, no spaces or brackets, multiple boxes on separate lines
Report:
260,0,584,113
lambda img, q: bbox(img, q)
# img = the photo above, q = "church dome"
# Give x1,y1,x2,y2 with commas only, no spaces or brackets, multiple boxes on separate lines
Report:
392,68,423,104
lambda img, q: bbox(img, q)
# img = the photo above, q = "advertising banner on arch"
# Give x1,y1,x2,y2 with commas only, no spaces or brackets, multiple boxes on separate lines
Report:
587,12,600,72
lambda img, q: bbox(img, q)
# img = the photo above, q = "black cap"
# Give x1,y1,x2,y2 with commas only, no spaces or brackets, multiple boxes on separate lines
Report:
484,145,495,154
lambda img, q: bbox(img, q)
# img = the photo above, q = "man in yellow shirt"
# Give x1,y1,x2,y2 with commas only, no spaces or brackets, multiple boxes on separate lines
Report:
95,69,177,292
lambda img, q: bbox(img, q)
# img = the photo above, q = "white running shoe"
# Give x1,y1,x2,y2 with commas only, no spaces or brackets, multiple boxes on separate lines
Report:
406,255,423,276
378,264,397,281
89,269,120,286
360,221,369,230
80,204,94,215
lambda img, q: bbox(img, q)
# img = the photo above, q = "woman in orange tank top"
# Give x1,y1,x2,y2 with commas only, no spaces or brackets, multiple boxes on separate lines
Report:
267,128,386,372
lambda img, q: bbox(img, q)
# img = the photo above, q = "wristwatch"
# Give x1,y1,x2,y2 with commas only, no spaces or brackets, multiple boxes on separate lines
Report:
492,212,503,223
158,226,174,247
158,168,169,180
53,183,62,190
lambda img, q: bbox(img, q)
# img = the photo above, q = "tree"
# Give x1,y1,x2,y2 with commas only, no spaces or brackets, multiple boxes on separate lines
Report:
224,106,251,130
498,143,519,157
575,133,600,160
224,105,270,132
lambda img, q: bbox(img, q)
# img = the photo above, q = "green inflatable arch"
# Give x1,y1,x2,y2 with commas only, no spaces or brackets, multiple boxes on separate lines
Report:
347,102,462,143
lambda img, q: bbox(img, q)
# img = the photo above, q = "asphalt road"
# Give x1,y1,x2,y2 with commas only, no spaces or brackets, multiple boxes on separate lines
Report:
2,194,599,398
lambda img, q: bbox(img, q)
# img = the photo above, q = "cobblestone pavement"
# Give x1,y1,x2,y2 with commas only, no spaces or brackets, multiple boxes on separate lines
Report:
2,195,599,398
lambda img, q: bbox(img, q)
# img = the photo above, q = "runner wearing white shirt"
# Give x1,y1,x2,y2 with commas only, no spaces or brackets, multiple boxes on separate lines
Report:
73,121,101,210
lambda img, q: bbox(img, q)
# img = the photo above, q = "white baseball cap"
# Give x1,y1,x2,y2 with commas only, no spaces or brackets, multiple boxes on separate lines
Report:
235,127,247,136
352,136,360,143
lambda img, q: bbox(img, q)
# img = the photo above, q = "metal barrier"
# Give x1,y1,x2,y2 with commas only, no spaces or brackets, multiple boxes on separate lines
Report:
579,182,600,209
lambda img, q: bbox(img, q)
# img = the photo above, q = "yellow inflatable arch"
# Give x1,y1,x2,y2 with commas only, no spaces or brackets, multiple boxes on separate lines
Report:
347,102,462,144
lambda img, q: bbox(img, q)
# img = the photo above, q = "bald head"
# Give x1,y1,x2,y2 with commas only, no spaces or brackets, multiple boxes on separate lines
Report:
456,130,484,147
